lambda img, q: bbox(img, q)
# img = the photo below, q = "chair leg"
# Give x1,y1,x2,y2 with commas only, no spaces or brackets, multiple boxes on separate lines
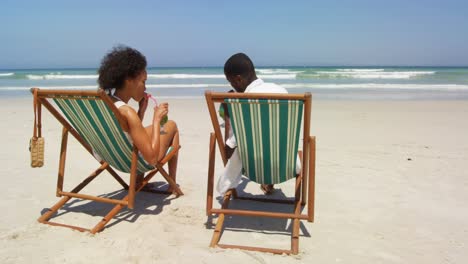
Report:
308,136,316,222
291,211,301,254
299,150,306,206
56,126,68,197
90,203,125,234
207,133,216,216
210,190,232,247
291,189,302,254
294,172,302,206
38,196,73,224
210,213,225,247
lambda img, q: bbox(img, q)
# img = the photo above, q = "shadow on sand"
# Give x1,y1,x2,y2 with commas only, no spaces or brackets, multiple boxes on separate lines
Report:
205,177,311,239
40,181,177,231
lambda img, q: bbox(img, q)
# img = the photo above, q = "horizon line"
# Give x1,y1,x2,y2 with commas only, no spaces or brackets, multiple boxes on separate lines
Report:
2,65,468,71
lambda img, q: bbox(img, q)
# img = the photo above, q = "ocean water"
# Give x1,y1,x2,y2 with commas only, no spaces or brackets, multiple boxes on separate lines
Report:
1,67,468,100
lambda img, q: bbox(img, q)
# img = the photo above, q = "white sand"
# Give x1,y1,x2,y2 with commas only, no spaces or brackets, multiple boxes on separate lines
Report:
1,96,467,263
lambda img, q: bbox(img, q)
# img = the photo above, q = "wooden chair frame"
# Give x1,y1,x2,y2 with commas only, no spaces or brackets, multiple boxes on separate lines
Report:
31,88,183,234
205,91,316,254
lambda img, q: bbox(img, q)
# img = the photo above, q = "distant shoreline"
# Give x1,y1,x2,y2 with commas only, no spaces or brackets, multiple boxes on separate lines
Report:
2,65,468,71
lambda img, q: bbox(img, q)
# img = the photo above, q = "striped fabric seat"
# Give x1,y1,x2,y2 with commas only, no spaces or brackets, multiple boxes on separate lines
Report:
226,99,303,184
53,96,154,173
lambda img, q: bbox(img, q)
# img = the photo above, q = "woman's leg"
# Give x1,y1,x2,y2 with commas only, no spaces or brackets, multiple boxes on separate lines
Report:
160,120,179,184
145,120,179,184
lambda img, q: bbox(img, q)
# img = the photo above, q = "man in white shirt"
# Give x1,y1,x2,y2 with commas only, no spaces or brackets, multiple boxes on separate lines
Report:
219,53,289,195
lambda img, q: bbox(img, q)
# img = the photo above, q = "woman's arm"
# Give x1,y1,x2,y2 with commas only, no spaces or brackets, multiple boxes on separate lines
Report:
119,104,167,165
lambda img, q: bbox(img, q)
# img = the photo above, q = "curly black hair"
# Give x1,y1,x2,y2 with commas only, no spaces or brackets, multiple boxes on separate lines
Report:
98,45,147,91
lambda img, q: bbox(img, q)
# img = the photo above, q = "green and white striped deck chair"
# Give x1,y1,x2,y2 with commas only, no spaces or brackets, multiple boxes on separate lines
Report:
205,91,316,255
31,88,182,234
53,92,154,174
227,98,302,184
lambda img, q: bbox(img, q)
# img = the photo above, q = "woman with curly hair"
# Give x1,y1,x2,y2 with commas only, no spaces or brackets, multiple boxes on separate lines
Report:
98,45,179,189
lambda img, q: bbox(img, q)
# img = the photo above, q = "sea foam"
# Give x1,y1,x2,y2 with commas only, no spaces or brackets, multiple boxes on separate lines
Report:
336,69,385,72
312,70,435,79
0,73,14,77
147,74,225,79
26,74,98,80
148,73,297,79
256,68,304,74
22,72,297,80
282,83,468,90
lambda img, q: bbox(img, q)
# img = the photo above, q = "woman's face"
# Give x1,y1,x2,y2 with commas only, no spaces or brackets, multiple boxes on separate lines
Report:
129,70,147,101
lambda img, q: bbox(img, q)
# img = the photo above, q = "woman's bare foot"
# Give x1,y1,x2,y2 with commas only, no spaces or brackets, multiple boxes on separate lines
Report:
260,184,275,195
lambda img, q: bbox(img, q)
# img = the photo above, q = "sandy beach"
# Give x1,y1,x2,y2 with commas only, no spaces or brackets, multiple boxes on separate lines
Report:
1,95,467,263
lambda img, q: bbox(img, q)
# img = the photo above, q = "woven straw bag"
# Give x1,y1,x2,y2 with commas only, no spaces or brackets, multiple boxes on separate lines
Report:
30,88,44,167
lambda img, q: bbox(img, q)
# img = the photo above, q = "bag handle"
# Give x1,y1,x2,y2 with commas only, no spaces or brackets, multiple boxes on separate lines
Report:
33,89,42,138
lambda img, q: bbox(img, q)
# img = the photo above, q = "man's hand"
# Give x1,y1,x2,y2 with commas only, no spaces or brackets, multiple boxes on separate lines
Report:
225,145,235,160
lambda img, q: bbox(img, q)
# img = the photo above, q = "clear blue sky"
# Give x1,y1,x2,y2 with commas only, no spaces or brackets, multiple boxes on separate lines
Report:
1,0,467,68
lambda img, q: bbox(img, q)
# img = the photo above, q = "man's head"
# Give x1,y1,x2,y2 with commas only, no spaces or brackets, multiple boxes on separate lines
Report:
224,53,257,92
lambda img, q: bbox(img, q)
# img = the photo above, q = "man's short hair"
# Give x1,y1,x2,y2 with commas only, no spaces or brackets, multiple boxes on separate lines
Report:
224,53,255,78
